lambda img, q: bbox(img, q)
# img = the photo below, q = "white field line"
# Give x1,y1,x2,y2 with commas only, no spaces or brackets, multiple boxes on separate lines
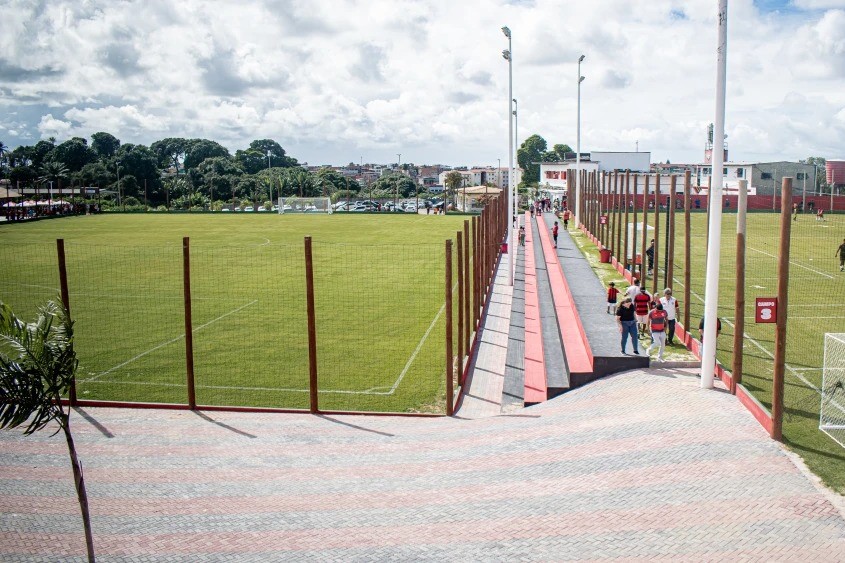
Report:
748,247,835,279
81,378,393,395
2,282,216,300
671,276,823,396
723,316,845,320
83,300,258,382
82,254,473,397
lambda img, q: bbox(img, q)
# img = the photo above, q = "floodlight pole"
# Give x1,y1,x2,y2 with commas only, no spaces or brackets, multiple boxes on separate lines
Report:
503,26,514,286
576,55,585,229
700,0,728,390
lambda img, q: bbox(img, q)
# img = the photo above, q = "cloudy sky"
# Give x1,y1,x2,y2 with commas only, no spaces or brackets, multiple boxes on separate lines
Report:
1,0,844,167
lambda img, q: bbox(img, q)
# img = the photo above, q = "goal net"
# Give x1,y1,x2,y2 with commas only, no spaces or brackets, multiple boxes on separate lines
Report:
821,333,845,449
278,197,333,214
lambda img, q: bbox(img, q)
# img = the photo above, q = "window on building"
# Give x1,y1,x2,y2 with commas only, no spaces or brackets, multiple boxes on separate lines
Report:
796,172,806,180
723,168,728,175
761,172,772,180
736,168,744,178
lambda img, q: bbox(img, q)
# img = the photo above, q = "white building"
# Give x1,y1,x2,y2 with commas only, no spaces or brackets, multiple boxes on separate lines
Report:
437,167,520,190
538,152,651,195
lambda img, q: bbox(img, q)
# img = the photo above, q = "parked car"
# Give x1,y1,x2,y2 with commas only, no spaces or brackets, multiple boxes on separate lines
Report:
244,206,254,212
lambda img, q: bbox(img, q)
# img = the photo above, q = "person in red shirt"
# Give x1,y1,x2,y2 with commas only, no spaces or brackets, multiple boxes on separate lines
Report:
552,221,559,247
606,282,619,314
647,302,669,361
634,289,652,334
562,209,571,229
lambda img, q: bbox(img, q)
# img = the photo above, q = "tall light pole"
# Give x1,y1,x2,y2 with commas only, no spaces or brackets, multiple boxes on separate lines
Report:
497,158,501,188
396,153,401,211
513,97,519,222
502,25,515,286
576,54,585,228
701,0,728,389
267,151,273,204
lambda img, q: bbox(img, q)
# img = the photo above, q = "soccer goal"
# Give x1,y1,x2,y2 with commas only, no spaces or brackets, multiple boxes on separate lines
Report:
278,197,333,214
820,333,845,449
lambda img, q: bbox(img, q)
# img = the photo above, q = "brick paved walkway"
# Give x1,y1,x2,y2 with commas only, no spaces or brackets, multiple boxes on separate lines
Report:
2,369,844,561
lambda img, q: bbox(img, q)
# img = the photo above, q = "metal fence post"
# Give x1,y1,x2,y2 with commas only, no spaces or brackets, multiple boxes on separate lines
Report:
304,236,319,414
56,239,76,406
182,237,196,409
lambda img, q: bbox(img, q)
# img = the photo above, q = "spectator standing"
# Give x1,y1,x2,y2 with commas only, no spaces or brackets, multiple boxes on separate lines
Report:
606,282,619,314
698,317,722,344
793,202,799,221
552,221,559,247
836,238,845,272
658,288,679,345
518,225,526,247
647,302,669,361
562,209,571,229
645,239,655,275
616,298,639,355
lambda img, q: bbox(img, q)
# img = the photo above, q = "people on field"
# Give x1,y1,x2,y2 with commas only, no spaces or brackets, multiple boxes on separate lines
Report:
817,208,826,221
645,239,655,275
616,298,639,355
836,238,845,272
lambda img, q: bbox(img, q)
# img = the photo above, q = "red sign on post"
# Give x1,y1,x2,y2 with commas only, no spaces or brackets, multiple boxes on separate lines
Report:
599,215,608,225
755,298,777,323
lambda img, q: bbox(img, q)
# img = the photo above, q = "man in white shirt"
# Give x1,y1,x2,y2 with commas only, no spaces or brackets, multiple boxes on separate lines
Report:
659,288,679,345
625,279,641,301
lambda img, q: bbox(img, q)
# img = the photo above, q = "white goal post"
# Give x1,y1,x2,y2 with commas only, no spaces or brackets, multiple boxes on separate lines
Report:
820,333,845,449
278,197,333,214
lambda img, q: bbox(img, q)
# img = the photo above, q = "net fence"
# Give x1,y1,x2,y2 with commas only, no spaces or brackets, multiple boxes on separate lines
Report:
821,334,845,449
0,237,471,414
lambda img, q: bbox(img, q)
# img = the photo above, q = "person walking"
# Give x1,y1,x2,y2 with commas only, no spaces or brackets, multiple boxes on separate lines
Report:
647,302,669,361
658,288,679,344
634,287,652,335
552,221,559,247
793,202,799,221
562,209,571,229
606,282,619,314
518,225,526,246
625,278,641,301
836,238,845,272
616,298,639,355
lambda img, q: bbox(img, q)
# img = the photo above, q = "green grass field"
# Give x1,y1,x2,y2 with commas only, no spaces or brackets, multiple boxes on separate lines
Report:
0,213,471,413
580,210,845,494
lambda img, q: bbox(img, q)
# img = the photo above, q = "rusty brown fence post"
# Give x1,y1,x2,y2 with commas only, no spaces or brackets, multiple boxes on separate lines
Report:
472,216,479,329
683,171,691,336
463,220,471,358
652,173,660,295
771,177,793,441
623,172,631,270
641,175,650,288
457,231,464,380
182,237,196,409
304,236,319,414
56,239,76,405
445,239,454,416
667,175,677,290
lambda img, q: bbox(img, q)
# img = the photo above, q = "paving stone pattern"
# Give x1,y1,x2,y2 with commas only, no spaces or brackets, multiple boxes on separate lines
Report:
2,369,844,561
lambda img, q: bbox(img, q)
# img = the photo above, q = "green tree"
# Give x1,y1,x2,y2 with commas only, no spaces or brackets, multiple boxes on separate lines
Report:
315,168,359,195
806,157,827,192
247,139,297,167
91,132,120,159
113,144,162,202
150,137,190,171
183,139,230,170
550,143,572,161
369,173,417,199
444,171,464,209
0,300,95,562
234,149,269,175
50,137,96,173
38,161,70,193
31,139,57,169
517,134,548,188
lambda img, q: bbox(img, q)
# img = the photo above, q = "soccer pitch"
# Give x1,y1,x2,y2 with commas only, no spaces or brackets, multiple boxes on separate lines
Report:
0,213,471,413
591,209,845,493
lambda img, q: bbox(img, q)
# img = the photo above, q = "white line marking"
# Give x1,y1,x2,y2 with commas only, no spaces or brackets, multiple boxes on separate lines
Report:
84,300,258,382
748,247,834,279
258,238,271,246
1,282,216,300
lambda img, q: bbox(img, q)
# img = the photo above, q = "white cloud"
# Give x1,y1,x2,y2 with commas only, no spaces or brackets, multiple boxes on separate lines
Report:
1,0,844,165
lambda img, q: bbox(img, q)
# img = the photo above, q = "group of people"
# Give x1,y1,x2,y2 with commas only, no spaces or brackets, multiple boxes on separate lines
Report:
608,279,678,361
792,202,827,221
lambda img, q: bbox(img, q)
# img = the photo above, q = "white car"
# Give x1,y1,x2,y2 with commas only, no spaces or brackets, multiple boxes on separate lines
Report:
244,206,254,212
